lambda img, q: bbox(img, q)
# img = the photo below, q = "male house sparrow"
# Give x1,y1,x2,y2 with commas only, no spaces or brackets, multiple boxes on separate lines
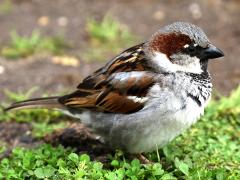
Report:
5,22,224,155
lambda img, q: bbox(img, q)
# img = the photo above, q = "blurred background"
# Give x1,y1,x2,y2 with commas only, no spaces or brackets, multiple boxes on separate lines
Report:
0,0,239,101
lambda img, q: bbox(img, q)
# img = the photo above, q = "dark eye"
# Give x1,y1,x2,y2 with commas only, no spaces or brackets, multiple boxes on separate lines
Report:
188,46,195,53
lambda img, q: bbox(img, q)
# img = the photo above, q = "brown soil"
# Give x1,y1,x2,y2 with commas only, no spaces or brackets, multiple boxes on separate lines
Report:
0,121,112,162
0,121,41,159
44,123,113,162
0,0,239,100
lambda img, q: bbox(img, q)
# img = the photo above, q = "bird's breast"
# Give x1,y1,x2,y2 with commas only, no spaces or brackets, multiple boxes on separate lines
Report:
107,91,209,153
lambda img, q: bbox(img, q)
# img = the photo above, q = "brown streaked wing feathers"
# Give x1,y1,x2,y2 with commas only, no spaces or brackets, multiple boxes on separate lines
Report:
61,90,144,113
59,43,156,114
77,43,148,90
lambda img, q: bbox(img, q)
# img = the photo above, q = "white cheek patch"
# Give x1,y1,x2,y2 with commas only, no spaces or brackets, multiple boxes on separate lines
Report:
152,52,176,72
152,52,203,74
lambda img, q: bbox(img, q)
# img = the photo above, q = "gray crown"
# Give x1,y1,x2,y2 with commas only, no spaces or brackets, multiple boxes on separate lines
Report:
161,22,210,48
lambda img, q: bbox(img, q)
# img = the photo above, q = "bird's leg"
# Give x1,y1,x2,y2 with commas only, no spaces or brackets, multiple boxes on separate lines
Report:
135,153,152,164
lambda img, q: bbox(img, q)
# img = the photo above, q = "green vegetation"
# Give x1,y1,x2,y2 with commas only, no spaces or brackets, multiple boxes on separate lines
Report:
0,89,67,137
84,15,137,61
1,30,68,59
0,0,12,14
0,107,66,138
0,145,173,179
0,86,240,179
0,15,135,61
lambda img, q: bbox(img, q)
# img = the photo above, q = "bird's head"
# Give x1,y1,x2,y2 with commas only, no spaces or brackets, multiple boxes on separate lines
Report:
146,22,224,74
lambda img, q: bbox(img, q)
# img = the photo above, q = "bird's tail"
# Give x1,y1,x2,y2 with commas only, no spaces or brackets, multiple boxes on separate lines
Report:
4,96,64,112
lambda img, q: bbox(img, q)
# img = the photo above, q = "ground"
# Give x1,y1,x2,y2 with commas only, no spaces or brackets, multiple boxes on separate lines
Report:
0,0,240,179
0,0,240,99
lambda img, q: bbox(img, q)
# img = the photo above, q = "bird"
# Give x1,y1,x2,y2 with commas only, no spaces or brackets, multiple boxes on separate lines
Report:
5,22,224,161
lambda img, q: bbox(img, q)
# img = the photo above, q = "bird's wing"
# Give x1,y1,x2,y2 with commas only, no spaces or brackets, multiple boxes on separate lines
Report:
59,43,157,114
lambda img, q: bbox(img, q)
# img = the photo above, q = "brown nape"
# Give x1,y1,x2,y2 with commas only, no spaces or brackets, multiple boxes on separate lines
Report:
149,33,192,58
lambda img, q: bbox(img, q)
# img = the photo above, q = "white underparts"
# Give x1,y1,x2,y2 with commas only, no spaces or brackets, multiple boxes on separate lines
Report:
152,52,203,74
62,109,92,125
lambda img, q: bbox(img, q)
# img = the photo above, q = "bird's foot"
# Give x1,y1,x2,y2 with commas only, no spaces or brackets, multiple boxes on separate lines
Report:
135,153,152,164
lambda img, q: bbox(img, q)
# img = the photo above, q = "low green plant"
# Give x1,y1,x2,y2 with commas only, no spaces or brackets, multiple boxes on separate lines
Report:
86,15,132,43
84,15,137,61
1,30,67,59
1,89,67,137
32,121,66,138
4,87,38,102
1,106,67,138
0,0,12,14
0,86,240,179
0,144,175,179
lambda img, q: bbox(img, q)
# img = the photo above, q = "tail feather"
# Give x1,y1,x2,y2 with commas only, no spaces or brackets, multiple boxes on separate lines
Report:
4,96,64,112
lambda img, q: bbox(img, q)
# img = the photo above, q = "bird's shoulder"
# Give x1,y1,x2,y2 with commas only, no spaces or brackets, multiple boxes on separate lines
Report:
59,43,161,114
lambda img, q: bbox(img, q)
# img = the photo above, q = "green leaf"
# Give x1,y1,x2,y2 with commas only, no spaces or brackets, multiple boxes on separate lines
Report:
151,163,164,176
68,153,79,164
174,158,189,176
80,154,90,163
160,173,177,180
34,166,55,179
111,160,119,167
105,172,117,180
75,169,86,178
131,159,140,167
34,168,46,179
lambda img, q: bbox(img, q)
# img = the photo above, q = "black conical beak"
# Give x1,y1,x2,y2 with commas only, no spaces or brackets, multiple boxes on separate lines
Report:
202,45,224,60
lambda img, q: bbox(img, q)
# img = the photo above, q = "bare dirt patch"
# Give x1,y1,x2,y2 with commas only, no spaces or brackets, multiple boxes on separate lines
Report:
0,0,239,99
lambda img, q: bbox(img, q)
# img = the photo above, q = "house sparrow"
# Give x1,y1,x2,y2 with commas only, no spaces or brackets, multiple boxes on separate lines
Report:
5,22,224,155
